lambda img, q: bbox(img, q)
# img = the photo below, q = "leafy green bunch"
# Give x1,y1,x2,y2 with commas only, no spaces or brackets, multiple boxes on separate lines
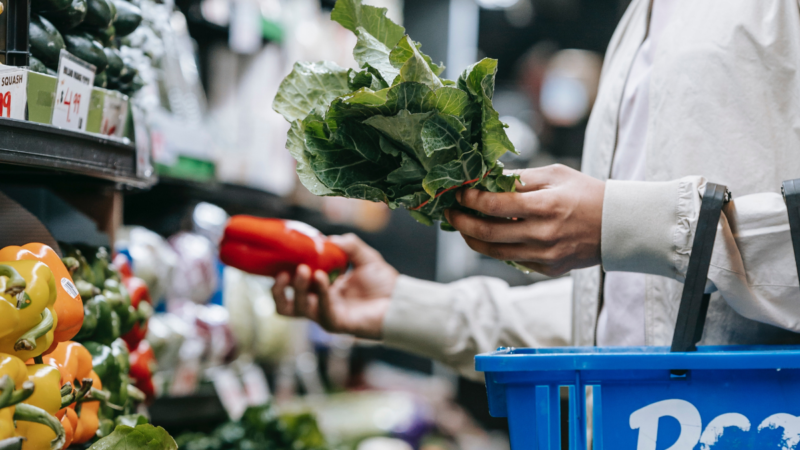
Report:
273,0,519,227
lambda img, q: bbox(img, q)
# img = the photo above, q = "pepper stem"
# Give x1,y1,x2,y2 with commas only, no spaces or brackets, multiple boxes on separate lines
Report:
14,308,54,352
60,382,75,408
127,384,146,403
73,378,93,403
7,381,34,405
61,257,80,276
0,265,26,296
0,437,23,450
13,403,65,450
0,376,13,409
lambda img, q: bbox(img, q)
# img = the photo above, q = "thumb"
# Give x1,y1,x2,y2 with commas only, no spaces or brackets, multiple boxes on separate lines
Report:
328,233,382,267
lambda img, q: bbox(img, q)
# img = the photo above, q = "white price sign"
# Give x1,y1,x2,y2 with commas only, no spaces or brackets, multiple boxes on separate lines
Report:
100,92,128,138
51,50,95,131
0,67,27,120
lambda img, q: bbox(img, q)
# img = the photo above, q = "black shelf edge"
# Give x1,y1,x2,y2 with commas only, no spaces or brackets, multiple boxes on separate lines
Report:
0,118,154,188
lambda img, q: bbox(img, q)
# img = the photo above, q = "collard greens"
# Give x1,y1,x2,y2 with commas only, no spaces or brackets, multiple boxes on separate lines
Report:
273,0,519,227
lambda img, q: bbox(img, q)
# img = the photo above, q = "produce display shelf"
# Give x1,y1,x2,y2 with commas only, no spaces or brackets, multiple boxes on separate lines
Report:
0,117,153,188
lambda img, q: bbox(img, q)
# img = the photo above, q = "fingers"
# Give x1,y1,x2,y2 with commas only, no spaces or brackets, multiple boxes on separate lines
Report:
461,234,557,265
273,266,319,322
272,272,293,316
511,164,579,193
329,233,382,266
313,270,337,332
293,265,318,320
446,209,539,243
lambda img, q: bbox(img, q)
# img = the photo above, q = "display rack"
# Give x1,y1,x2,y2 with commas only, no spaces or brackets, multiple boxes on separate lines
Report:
0,118,154,188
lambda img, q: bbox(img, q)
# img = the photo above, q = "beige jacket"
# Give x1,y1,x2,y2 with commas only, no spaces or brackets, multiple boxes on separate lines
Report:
383,0,800,380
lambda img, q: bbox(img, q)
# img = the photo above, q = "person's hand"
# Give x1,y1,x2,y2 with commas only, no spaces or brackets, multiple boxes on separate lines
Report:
272,233,398,340
445,164,605,276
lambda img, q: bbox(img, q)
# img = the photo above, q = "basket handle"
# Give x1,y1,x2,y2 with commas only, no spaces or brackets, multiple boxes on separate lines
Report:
670,183,730,354
782,179,800,279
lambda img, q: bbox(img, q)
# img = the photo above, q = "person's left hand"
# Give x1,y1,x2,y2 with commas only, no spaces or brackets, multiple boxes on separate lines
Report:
445,164,605,276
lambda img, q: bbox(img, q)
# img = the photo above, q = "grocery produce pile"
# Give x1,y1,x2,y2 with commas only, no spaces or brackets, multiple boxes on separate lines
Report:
29,0,145,95
273,0,519,228
175,404,326,450
0,243,171,450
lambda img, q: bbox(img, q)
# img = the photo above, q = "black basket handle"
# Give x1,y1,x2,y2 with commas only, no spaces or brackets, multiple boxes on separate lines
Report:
670,183,730,354
782,179,800,278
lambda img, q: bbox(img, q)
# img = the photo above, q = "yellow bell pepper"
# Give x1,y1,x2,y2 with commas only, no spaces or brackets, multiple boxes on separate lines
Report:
16,364,64,450
0,353,29,442
0,261,58,361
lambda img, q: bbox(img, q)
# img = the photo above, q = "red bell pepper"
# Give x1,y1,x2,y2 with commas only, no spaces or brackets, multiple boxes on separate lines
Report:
219,216,348,278
120,277,152,351
128,341,155,403
113,254,153,351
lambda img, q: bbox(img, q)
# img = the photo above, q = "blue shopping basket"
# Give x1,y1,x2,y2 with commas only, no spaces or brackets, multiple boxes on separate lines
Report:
476,181,800,450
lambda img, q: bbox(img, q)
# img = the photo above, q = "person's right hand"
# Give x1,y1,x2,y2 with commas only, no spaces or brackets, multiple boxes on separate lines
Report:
272,234,398,340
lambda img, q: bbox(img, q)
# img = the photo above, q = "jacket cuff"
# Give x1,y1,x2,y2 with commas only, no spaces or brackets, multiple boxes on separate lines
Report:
601,178,700,279
382,275,456,362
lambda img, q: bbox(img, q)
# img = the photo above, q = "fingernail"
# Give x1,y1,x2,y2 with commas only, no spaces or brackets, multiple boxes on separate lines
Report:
455,190,463,203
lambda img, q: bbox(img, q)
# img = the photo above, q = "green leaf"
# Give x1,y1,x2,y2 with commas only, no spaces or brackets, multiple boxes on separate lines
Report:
364,109,433,164
397,36,443,90
332,119,386,163
387,153,426,185
348,68,385,91
343,184,389,203
115,414,148,428
421,149,484,198
458,58,517,162
408,210,433,226
331,0,405,49
389,36,445,76
305,117,394,189
353,27,399,84
420,113,472,157
88,424,177,450
379,135,402,157
422,87,472,117
273,61,350,122
286,120,339,196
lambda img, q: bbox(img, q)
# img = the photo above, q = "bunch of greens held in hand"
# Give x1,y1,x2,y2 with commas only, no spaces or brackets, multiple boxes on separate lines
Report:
272,0,520,229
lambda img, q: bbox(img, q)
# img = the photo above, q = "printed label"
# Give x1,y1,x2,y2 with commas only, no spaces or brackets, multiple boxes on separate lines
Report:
630,399,800,449
0,67,27,120
61,278,79,298
51,50,96,131
100,93,128,138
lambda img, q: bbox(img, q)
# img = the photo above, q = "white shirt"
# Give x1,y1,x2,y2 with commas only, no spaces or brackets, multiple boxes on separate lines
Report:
597,0,676,347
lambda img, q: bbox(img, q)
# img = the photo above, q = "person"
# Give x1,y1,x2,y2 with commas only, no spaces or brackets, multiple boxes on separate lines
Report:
272,0,800,380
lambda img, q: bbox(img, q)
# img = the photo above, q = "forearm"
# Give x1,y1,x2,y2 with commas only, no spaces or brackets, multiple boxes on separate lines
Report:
602,177,800,332
382,275,573,380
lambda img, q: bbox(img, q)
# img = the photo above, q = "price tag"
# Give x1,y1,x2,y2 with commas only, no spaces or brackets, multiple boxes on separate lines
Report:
0,67,27,120
210,366,248,421
132,104,154,178
51,50,96,131
241,363,271,406
100,92,129,138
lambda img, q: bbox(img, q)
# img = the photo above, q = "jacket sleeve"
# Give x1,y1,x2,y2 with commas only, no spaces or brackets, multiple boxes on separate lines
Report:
602,177,800,333
381,275,573,381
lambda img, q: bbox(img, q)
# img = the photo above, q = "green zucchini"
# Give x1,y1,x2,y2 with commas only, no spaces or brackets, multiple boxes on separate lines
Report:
29,15,66,69
103,47,123,77
110,0,141,37
94,70,108,88
29,56,49,74
40,0,87,32
31,0,71,14
63,32,108,73
83,0,113,29
46,68,58,76
82,23,115,45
